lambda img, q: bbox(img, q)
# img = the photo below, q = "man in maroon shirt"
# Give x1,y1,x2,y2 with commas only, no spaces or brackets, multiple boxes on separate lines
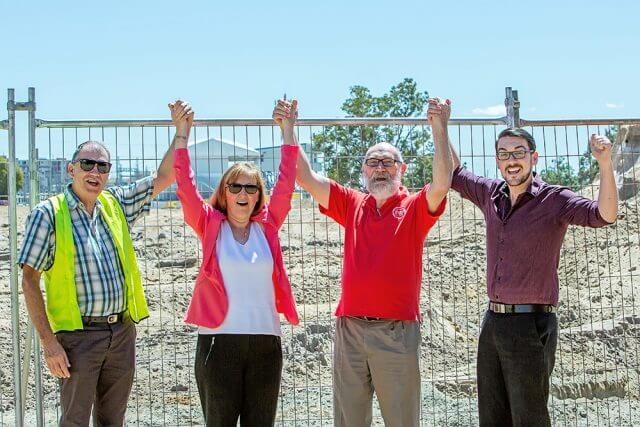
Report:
447,126,618,427
273,98,453,426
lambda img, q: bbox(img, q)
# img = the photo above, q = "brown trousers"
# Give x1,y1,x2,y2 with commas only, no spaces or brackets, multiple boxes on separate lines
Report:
56,319,136,427
333,316,421,427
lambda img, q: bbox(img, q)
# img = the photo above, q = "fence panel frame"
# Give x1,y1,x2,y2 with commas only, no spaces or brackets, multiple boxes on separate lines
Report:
5,85,640,425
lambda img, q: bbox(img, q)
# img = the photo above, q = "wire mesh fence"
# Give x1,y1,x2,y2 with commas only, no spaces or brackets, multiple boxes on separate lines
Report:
2,94,639,425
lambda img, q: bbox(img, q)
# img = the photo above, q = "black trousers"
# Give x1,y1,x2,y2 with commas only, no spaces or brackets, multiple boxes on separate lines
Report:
477,311,558,427
195,334,283,427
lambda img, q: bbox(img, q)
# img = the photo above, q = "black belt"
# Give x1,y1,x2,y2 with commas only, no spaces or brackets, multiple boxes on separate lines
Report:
81,312,125,325
350,316,388,321
489,302,556,314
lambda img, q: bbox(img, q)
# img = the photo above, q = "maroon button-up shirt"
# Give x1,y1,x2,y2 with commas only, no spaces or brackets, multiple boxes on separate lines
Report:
451,166,612,305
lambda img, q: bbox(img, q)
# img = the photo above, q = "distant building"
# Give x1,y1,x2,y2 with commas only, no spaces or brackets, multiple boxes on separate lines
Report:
257,142,325,188
18,158,68,197
177,137,261,199
112,158,149,186
14,140,326,202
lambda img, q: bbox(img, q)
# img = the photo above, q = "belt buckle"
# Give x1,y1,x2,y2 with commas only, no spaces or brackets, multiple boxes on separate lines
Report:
491,303,506,314
106,314,119,324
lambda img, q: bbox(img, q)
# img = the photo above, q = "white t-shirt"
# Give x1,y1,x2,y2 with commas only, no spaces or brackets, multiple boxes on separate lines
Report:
198,221,281,336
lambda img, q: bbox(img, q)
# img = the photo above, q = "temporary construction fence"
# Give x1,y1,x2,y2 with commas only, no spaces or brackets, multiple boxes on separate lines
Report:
1,87,639,426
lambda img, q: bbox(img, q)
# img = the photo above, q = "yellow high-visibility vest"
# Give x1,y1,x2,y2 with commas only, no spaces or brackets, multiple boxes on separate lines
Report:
43,191,149,333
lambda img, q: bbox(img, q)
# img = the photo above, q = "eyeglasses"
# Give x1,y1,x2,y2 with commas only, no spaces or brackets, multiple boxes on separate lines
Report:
364,157,400,168
496,150,534,161
226,183,260,194
75,159,112,173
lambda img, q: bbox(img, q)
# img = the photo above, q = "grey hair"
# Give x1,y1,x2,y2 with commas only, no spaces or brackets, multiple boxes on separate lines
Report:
71,140,111,163
364,142,404,163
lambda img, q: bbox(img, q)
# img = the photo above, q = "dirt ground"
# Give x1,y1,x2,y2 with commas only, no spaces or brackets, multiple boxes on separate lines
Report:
0,190,638,426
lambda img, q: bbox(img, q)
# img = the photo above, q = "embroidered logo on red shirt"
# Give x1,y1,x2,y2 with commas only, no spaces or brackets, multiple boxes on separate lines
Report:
392,206,407,219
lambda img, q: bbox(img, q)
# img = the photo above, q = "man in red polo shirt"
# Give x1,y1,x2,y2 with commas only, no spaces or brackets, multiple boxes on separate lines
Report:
273,98,453,426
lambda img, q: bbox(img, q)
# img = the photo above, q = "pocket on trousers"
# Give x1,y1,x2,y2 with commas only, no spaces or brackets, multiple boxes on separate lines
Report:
55,331,81,353
532,313,557,348
530,314,550,347
480,310,490,331
273,336,282,353
204,336,216,366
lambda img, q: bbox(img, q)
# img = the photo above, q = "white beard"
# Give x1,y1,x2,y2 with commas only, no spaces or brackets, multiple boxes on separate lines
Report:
364,170,402,200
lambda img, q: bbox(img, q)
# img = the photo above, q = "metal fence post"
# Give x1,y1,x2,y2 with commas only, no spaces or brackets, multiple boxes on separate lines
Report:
505,87,515,128
513,89,521,128
504,87,522,128
7,88,24,427
27,87,45,427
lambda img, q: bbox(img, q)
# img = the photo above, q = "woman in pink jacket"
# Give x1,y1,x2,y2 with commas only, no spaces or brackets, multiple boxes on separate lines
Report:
169,100,300,426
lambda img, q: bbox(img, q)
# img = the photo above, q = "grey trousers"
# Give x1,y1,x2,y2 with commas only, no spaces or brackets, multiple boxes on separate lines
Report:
56,319,136,427
333,316,421,427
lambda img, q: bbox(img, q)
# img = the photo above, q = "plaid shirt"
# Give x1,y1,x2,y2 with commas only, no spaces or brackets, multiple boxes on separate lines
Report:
18,176,155,316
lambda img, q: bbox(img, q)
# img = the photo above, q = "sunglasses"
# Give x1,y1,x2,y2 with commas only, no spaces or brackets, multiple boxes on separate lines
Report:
226,183,260,194
75,158,112,173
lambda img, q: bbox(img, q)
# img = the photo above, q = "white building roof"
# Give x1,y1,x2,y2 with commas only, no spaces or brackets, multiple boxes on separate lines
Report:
188,137,260,159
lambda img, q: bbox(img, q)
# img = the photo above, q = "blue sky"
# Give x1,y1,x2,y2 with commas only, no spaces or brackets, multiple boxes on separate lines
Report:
1,0,638,158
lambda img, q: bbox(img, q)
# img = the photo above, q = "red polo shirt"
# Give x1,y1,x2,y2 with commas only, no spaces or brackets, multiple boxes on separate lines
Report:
320,180,446,321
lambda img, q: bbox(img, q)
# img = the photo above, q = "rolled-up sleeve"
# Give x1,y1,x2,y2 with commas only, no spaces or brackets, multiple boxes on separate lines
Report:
318,180,359,227
106,175,155,226
557,188,613,228
451,166,497,208
18,204,55,272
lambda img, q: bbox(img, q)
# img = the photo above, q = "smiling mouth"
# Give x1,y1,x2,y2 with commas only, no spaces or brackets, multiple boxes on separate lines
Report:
86,178,100,188
506,166,522,176
236,201,249,206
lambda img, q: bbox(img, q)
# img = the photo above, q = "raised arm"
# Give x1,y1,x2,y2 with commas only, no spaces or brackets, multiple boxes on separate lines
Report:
169,101,220,237
447,126,496,208
273,99,331,209
425,98,454,213
590,133,618,223
265,143,299,228
152,100,193,198
450,136,462,169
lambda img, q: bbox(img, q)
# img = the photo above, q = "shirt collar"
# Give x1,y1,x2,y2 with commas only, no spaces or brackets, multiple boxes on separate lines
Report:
498,172,543,199
64,183,102,212
364,186,408,210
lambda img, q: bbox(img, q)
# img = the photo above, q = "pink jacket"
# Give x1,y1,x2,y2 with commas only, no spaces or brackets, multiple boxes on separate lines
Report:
173,145,300,328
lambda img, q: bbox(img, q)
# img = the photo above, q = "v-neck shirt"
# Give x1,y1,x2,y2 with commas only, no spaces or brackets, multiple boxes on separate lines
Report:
198,221,280,336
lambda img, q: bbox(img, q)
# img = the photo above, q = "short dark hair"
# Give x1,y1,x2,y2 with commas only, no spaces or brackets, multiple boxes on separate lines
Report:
71,140,111,163
495,128,536,152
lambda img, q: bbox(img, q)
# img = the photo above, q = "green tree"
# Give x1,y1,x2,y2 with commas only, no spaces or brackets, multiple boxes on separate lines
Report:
540,126,618,190
0,155,25,196
312,78,433,189
541,151,598,190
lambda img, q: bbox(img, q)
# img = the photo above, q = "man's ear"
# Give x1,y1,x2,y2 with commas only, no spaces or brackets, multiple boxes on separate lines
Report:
531,151,539,167
67,162,74,178
400,162,408,176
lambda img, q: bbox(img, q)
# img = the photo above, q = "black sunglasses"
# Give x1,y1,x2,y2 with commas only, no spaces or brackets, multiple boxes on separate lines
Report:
75,158,112,173
226,183,260,194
